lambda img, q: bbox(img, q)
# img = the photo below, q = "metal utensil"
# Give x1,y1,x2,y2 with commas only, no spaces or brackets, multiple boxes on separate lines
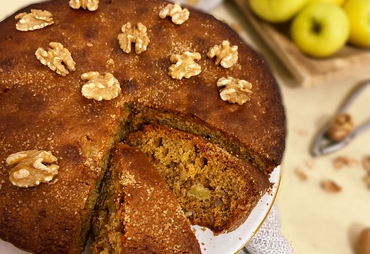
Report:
311,80,370,157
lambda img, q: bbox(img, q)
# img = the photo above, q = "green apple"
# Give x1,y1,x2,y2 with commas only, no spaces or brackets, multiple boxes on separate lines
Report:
343,0,370,48
308,0,345,6
249,0,309,23
290,3,349,58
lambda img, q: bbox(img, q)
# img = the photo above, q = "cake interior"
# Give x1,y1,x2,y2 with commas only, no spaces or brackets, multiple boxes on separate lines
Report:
91,161,124,254
125,104,272,176
125,124,269,234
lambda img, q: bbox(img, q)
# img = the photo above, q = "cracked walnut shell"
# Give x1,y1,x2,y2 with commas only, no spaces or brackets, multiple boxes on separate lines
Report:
159,3,190,25
168,51,201,80
207,40,238,68
15,9,54,31
35,42,76,76
69,0,99,11
117,22,150,54
217,77,252,105
6,150,59,188
81,72,121,101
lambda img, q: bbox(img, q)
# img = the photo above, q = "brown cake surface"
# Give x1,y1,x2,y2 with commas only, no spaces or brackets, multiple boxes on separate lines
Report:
126,124,270,235
0,0,286,253
91,143,201,254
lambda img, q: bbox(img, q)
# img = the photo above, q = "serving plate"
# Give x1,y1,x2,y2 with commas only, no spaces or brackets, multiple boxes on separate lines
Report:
0,1,280,253
192,166,280,253
233,0,370,87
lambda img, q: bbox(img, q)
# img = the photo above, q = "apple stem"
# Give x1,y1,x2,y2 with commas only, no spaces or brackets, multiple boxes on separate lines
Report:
311,18,322,34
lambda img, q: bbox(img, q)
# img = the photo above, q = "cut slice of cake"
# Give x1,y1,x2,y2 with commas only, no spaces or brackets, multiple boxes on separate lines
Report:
125,124,270,235
91,143,201,254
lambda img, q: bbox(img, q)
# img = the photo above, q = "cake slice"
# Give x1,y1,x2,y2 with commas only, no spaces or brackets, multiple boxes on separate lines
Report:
125,124,270,235
91,143,201,254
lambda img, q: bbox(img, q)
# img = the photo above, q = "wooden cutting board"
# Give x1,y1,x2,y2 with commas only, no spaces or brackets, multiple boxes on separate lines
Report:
233,0,370,87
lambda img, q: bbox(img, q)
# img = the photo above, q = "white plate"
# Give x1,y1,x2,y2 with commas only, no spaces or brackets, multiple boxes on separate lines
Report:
0,1,280,253
193,166,280,253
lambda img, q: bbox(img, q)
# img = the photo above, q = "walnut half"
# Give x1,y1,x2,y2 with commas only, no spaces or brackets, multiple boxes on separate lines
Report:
217,77,252,105
69,0,99,11
207,40,238,68
6,150,59,188
117,22,150,54
15,9,54,31
168,51,201,80
81,72,121,101
326,113,354,142
159,3,190,25
35,42,76,76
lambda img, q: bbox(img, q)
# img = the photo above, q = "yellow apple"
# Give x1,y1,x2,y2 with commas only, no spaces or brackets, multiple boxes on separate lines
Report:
308,0,345,6
290,3,349,58
343,0,370,48
249,0,309,23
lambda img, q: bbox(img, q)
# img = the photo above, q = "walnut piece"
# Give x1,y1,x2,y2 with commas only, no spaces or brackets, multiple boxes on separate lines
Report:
217,77,252,105
207,40,238,68
362,156,370,189
332,156,359,169
294,167,307,181
6,150,59,188
326,113,354,142
321,180,341,193
363,155,370,173
117,22,150,54
81,72,121,101
358,227,370,254
15,9,54,31
35,42,76,76
363,174,370,189
159,3,190,25
168,51,201,80
69,0,99,11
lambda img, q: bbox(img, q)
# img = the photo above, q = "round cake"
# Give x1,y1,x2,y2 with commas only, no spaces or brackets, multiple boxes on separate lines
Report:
0,0,286,253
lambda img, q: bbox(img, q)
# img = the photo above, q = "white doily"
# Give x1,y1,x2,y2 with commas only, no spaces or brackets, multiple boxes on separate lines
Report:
240,205,294,254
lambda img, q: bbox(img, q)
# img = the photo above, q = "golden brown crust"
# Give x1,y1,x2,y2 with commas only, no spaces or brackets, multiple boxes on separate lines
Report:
1,0,285,170
0,0,285,253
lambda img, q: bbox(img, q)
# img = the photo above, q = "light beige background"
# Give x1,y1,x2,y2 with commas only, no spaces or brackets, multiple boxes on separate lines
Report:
211,2,369,254
1,1,369,254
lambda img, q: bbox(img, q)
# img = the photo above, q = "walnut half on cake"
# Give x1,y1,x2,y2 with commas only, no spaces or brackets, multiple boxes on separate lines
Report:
0,0,286,253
